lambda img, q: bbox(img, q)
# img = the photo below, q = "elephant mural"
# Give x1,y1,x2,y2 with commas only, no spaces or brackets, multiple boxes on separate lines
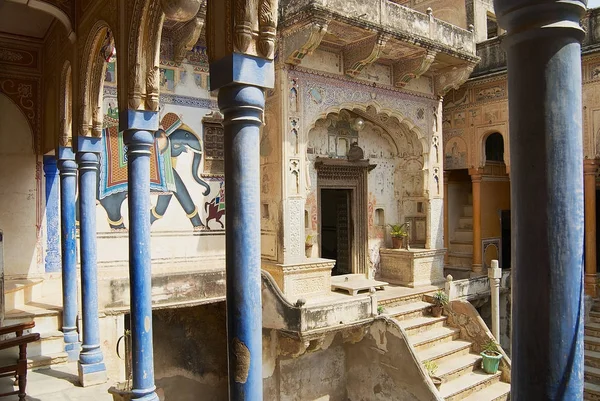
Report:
89,112,211,230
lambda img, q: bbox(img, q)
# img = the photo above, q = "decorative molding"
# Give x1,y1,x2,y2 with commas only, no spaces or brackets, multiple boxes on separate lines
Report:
0,73,41,153
172,17,204,64
393,50,437,88
283,19,329,65
344,34,388,78
434,63,476,97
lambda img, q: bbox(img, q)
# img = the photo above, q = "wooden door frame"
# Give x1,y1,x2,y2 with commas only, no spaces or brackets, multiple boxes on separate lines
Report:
315,158,375,276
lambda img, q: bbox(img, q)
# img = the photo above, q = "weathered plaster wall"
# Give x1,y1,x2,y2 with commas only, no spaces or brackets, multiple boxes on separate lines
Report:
0,94,42,278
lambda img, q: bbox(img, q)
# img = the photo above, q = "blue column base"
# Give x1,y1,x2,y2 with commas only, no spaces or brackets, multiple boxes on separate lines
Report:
64,337,81,362
78,360,107,387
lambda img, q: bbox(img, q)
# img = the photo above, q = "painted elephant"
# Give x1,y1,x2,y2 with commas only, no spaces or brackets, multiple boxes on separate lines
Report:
82,113,211,231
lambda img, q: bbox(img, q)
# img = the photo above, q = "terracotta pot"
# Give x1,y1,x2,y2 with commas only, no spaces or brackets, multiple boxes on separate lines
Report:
392,237,404,249
431,305,443,317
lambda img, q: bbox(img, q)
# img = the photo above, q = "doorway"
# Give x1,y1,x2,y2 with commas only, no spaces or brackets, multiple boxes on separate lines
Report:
321,189,352,275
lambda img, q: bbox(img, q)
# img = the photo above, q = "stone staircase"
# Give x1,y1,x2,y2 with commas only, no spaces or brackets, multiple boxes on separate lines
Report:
585,301,600,400
1,279,69,369
384,297,510,400
447,194,474,279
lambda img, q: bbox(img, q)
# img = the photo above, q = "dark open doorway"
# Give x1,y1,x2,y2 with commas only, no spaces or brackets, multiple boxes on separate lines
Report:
321,189,352,275
501,210,511,269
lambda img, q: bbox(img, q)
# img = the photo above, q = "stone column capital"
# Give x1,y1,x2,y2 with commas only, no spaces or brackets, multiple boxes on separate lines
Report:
584,158,598,175
469,168,483,182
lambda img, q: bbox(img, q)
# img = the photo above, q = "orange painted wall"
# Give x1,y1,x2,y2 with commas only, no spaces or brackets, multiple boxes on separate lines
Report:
480,179,510,239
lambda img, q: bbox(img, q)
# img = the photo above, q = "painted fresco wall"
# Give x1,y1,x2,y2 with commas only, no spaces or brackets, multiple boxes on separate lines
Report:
0,94,43,278
92,48,225,274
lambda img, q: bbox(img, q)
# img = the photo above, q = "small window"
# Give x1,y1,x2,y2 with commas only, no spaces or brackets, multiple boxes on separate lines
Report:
487,15,499,39
305,210,310,228
375,208,385,226
485,133,504,163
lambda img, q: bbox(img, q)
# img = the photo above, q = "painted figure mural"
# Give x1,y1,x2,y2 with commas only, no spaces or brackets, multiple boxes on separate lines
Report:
95,112,212,230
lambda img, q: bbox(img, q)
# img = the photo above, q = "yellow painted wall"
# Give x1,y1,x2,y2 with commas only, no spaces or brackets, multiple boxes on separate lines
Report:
480,179,510,239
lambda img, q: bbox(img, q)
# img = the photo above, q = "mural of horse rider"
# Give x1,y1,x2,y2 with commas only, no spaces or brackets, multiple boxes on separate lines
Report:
150,113,211,229
92,112,211,230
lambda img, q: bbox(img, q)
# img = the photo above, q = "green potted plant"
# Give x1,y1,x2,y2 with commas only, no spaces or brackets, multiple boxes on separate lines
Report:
423,360,442,389
480,340,503,374
388,223,408,249
431,290,448,317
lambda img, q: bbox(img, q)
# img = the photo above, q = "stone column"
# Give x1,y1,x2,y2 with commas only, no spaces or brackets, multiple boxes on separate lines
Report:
57,147,80,360
585,159,597,298
76,137,106,386
488,259,501,341
495,0,586,398
443,171,450,264
470,169,483,276
43,156,62,273
123,110,160,401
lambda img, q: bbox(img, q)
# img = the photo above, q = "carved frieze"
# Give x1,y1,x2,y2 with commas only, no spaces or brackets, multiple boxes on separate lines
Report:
434,63,476,97
393,50,437,88
343,34,388,78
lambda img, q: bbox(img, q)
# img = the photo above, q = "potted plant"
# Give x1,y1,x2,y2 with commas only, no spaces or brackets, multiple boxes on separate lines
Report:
388,223,408,249
431,290,448,317
423,360,442,389
480,340,503,374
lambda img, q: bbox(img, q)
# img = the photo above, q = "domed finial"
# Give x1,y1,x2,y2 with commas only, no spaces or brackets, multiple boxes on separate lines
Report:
426,7,433,16
446,274,454,282
295,298,306,308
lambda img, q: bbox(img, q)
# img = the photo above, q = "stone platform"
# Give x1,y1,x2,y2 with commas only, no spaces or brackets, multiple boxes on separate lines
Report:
331,274,388,296
379,248,446,288
261,258,336,299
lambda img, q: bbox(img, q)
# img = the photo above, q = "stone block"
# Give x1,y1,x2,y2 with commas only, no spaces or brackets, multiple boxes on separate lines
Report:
261,258,335,300
379,248,445,287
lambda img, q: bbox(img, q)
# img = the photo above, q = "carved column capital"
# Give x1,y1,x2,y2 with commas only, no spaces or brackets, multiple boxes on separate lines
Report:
344,34,389,78
172,17,204,64
584,158,598,175
393,49,437,88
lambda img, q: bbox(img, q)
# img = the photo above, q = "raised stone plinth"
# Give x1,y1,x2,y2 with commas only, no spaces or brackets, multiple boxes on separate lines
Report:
262,258,335,299
379,248,446,287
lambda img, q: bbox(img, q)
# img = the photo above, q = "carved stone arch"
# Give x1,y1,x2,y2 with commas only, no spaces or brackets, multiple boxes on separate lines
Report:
59,61,72,147
11,0,76,42
79,21,112,137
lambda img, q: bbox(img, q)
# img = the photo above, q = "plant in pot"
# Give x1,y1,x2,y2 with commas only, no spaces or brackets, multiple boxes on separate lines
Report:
423,360,442,389
480,340,503,374
430,290,448,317
388,223,408,249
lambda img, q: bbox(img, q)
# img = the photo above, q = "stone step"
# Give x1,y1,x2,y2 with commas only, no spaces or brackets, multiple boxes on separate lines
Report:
28,352,69,370
377,290,438,309
586,323,600,338
585,365,600,385
586,336,600,352
585,349,600,369
463,205,473,217
385,301,432,321
592,303,600,313
435,353,482,382
458,217,473,229
416,340,472,366
467,193,473,204
439,370,502,401
460,380,511,401
397,315,448,336
409,326,460,352
449,241,474,254
454,229,473,243
448,252,473,268
585,382,600,400
4,309,62,335
4,279,44,311
29,331,65,357
590,311,600,324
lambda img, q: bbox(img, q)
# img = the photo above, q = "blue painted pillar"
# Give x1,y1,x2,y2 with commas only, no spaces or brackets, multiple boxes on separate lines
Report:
210,53,274,399
43,156,61,273
57,147,80,360
494,0,586,399
122,110,160,401
76,136,107,386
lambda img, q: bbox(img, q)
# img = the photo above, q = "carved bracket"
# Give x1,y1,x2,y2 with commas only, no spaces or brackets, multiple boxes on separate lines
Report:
343,34,388,78
283,19,329,65
172,17,204,64
393,50,437,88
434,62,476,97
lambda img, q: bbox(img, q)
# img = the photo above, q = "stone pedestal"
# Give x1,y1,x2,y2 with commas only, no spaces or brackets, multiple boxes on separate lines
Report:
262,258,335,300
379,248,445,287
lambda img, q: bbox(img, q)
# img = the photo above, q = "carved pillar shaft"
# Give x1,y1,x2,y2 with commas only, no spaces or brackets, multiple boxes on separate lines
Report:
585,159,597,298
495,0,586,397
488,260,502,341
43,156,61,273
57,147,80,360
470,170,483,275
76,137,106,386
443,172,450,264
